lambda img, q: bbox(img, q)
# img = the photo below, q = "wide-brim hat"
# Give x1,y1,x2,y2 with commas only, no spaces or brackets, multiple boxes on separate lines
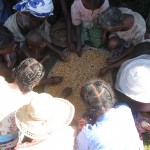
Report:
115,54,150,103
15,93,75,140
50,19,67,48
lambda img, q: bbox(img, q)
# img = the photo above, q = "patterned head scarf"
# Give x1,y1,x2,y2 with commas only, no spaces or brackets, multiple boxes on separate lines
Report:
13,0,54,18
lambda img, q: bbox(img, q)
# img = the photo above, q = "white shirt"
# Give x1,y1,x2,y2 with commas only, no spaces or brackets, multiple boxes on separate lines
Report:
71,0,109,26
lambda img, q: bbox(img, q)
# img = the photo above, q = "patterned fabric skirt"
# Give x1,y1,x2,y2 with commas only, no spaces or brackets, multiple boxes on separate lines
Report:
81,20,102,48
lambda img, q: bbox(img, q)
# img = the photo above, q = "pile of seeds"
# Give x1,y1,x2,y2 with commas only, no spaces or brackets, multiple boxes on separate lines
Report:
45,49,112,114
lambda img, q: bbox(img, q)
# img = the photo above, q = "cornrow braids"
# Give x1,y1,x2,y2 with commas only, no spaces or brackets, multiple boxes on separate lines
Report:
80,80,117,114
0,26,14,50
12,58,45,93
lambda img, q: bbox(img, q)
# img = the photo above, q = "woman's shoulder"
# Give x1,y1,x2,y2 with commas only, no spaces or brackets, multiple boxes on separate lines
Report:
15,126,77,150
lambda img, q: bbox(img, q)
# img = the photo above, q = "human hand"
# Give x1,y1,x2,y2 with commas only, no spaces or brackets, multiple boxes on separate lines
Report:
67,39,75,52
99,67,109,77
76,44,82,57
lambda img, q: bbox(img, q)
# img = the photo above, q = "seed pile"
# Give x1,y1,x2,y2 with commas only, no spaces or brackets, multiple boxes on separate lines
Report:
45,49,112,114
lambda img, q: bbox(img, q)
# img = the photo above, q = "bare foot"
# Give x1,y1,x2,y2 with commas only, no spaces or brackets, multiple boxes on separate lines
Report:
99,67,109,77
61,87,72,98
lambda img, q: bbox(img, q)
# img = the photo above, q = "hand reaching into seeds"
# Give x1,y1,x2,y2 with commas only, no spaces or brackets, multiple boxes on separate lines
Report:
99,67,110,77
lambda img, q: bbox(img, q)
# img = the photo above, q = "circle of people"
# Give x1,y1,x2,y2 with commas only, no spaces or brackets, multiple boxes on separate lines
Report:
0,0,150,149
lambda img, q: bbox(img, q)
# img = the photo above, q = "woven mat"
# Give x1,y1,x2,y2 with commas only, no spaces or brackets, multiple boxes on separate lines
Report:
44,48,112,114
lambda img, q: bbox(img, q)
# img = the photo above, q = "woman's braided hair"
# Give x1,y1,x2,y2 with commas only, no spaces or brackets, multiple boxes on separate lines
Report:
12,58,45,93
80,80,117,114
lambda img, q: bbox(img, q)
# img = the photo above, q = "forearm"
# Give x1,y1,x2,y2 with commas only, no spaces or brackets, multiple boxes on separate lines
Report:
75,25,81,46
66,17,72,42
46,43,63,55
60,0,72,40
0,63,13,82
40,56,49,64
112,45,134,62
102,30,108,44
107,57,129,70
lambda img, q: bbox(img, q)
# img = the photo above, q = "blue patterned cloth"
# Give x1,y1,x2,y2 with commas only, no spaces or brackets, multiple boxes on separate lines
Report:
13,0,54,18
0,133,18,144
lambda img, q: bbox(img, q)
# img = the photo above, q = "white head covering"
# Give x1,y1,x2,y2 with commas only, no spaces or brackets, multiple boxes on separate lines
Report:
13,0,54,18
115,54,150,103
15,93,75,140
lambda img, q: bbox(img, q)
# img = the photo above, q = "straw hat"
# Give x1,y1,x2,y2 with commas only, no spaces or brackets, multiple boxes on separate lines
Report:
115,54,150,103
15,93,75,140
50,19,67,48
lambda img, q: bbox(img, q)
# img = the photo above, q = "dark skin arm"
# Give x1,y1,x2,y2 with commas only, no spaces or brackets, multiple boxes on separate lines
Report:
46,43,68,61
106,45,134,64
99,56,130,77
19,44,51,64
39,55,51,64
60,0,75,51
101,30,108,45
0,63,13,82
75,25,82,57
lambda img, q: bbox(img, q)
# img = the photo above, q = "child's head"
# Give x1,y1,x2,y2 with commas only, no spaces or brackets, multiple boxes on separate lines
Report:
12,58,45,93
25,30,46,52
108,36,121,49
0,26,18,55
81,0,105,10
80,80,116,115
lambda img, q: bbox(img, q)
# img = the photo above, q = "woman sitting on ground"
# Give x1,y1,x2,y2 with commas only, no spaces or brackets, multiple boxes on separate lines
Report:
15,93,77,150
99,7,146,76
0,58,45,149
99,40,150,77
115,54,150,142
75,80,142,150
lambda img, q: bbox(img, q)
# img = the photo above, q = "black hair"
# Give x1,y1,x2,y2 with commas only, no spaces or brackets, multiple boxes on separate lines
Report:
90,0,105,7
80,80,117,114
0,26,14,50
99,7,123,30
12,58,45,93
25,30,45,44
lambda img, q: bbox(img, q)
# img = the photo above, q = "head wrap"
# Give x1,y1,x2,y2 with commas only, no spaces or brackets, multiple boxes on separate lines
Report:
13,0,54,18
